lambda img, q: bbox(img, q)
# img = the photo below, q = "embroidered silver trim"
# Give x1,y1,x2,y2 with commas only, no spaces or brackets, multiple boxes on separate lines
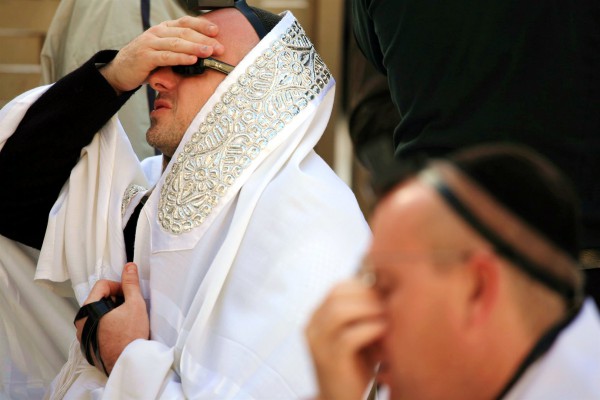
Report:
122,184,147,218
159,21,332,234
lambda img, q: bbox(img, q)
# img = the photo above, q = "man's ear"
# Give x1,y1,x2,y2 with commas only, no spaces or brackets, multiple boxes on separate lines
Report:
463,249,501,327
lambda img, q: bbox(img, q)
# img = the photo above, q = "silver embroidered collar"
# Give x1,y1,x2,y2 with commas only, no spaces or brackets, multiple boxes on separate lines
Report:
158,20,332,235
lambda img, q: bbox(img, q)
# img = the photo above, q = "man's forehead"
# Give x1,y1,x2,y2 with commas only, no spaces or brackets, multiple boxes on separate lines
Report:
373,180,437,232
390,181,431,207
369,186,429,258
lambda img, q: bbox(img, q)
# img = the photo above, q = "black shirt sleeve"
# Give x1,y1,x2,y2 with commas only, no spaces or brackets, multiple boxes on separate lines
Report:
350,0,387,75
0,50,139,249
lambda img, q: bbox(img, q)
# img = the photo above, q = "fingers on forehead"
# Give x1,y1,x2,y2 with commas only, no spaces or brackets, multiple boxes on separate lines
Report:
163,15,216,34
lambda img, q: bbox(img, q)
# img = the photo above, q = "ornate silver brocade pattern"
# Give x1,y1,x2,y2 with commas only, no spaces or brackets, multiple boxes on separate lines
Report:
158,21,332,234
122,184,147,217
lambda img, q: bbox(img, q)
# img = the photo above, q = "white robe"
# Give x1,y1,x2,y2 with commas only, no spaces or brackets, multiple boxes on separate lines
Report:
1,12,371,399
0,236,77,400
0,86,80,399
503,299,600,399
372,300,600,400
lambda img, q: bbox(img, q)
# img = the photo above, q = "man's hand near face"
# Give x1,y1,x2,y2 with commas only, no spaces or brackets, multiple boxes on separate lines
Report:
305,279,386,400
75,263,149,375
100,15,225,95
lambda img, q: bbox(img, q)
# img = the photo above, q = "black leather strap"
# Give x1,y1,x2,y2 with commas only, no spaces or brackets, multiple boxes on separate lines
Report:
141,0,151,31
124,197,147,262
141,0,160,155
76,297,122,375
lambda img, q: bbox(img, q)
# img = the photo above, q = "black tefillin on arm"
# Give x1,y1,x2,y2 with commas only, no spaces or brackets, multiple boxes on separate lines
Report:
172,0,268,76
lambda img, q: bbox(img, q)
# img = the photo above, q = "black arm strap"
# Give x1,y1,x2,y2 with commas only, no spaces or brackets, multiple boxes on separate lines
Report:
75,297,123,375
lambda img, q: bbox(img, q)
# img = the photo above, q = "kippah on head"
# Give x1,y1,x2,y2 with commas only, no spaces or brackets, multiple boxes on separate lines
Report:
249,6,283,33
448,143,581,259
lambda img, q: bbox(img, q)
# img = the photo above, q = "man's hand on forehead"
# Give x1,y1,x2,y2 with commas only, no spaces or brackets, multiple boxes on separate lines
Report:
99,15,225,95
160,15,224,55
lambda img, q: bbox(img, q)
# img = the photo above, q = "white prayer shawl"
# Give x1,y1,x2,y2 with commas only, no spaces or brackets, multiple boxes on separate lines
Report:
373,299,600,400
0,236,77,399
503,299,600,399
0,86,80,399
1,12,370,399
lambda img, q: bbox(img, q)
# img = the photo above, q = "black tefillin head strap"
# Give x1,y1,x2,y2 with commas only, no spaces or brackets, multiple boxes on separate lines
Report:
428,176,580,306
186,0,268,39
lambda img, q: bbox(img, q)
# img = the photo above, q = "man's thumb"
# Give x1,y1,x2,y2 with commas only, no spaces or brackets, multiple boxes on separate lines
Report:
121,262,141,298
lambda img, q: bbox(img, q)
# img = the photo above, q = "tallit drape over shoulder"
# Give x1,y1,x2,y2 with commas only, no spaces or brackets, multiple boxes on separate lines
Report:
2,12,371,399
0,236,77,399
0,86,79,399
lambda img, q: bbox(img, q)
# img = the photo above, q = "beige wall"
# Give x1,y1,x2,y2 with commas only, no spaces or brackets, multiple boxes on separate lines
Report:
0,0,60,106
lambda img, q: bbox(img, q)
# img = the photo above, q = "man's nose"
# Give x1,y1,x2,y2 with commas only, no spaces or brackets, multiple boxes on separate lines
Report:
148,67,178,91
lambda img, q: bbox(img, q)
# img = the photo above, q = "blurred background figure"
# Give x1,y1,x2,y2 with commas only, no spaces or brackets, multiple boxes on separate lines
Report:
40,0,195,159
307,144,600,400
342,6,400,217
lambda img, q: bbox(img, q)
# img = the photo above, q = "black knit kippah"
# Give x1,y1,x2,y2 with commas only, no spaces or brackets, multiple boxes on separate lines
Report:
448,143,581,259
249,6,283,33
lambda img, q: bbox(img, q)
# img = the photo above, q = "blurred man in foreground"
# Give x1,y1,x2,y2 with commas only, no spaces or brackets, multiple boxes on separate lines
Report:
307,144,600,400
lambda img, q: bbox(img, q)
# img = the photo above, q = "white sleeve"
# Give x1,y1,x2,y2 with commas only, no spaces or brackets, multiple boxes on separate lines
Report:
102,340,184,400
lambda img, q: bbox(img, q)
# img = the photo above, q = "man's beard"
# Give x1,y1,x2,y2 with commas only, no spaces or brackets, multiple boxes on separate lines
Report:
146,116,186,158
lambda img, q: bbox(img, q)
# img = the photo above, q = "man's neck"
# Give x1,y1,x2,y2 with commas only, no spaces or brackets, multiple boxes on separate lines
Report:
480,301,567,399
460,309,536,399
162,155,171,172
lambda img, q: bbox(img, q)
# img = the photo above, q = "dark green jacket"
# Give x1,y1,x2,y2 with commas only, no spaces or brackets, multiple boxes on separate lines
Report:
351,0,600,248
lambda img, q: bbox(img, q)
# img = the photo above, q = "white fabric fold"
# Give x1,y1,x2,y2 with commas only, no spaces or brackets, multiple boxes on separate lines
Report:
0,85,79,399
35,116,149,304
0,236,77,399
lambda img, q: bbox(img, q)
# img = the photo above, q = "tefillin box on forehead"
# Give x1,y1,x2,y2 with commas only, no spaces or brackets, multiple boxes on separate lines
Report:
185,0,235,10
184,0,268,39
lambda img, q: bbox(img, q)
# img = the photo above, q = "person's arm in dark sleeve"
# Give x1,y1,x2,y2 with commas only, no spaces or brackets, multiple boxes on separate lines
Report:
350,0,387,75
0,50,139,249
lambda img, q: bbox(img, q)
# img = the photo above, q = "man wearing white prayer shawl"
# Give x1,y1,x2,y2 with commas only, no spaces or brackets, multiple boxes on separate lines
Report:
0,5,370,399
